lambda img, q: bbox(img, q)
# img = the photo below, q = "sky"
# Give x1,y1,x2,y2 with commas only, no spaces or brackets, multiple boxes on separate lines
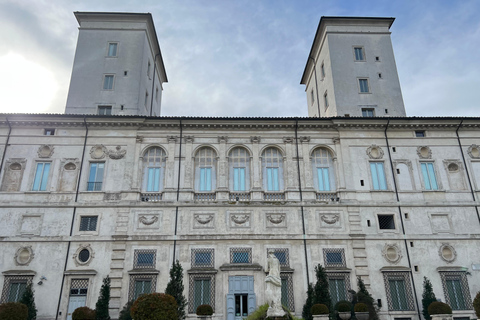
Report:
0,0,479,117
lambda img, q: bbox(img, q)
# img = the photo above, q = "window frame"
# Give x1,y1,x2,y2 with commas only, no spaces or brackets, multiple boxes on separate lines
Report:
31,161,51,191
228,147,251,192
189,274,216,313
107,42,118,57
261,147,284,192
420,161,439,190
370,161,388,190
133,249,157,269
377,214,397,231
267,248,289,267
86,162,105,191
439,271,473,310
383,272,415,311
102,74,115,90
128,274,157,301
323,248,346,268
79,215,98,232
97,105,112,115
353,46,366,61
324,91,329,110
327,272,351,306
142,147,167,193
358,78,370,93
44,128,55,136
362,108,375,117
0,275,33,303
230,247,252,264
191,248,215,268
195,147,217,192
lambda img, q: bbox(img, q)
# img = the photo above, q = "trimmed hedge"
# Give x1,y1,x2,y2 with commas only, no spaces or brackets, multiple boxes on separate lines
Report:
72,306,96,320
473,291,480,318
311,303,329,315
428,302,452,315
354,303,368,312
196,304,213,316
130,293,178,320
335,301,352,312
0,302,28,320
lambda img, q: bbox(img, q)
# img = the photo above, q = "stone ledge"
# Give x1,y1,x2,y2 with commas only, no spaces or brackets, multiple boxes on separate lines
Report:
220,263,263,271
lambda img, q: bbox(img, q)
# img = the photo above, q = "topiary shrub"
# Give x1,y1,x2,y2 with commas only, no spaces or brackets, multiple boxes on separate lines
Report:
196,304,213,316
118,300,133,320
311,303,329,315
72,306,96,320
335,301,352,312
473,291,480,319
0,302,28,320
130,293,178,320
428,302,452,315
354,303,368,312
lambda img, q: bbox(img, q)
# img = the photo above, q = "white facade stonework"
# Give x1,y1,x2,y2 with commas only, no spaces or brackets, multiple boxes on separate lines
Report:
1,13,479,320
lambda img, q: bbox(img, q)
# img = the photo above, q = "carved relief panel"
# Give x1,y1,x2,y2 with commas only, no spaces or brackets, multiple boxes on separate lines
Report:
134,210,162,231
228,210,251,229
193,212,215,229
318,211,342,228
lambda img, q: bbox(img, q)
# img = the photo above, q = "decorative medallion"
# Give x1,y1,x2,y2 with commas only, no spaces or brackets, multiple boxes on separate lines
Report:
382,243,402,264
194,214,214,225
266,213,285,224
320,214,340,225
468,144,480,159
231,214,250,225
64,162,77,170
107,146,126,160
439,243,457,263
9,162,22,170
90,145,107,159
73,244,94,266
184,136,194,143
14,246,34,266
250,136,261,143
37,145,54,158
283,137,294,143
300,136,311,143
136,135,144,143
417,146,432,159
445,161,460,173
167,136,177,143
218,136,228,143
139,215,159,225
366,145,384,159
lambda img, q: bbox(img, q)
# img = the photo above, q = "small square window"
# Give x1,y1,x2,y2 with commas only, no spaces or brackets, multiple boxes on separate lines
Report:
378,214,395,230
359,79,370,93
79,216,98,231
134,250,156,268
362,108,375,117
375,56,380,61
415,130,425,137
323,248,346,268
230,248,252,264
44,129,55,136
107,43,118,57
192,249,214,268
103,75,114,90
98,106,112,115
354,47,365,61
268,249,289,266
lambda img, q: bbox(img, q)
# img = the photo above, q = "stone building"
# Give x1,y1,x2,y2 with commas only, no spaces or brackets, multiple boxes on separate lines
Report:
0,13,479,320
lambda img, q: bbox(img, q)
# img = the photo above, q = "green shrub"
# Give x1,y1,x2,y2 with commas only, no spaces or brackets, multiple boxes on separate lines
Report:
118,301,133,320
311,303,329,315
0,302,28,320
245,303,302,320
19,283,36,320
72,306,96,320
354,303,368,312
428,302,452,315
473,291,480,318
335,301,352,312
130,293,178,320
196,304,213,316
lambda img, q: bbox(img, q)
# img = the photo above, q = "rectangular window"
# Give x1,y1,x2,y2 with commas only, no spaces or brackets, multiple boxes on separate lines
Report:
98,106,112,115
440,272,472,310
107,43,118,57
316,168,330,191
134,280,152,300
266,167,279,191
32,162,50,191
324,92,329,110
415,130,425,137
323,249,346,268
421,162,438,190
230,248,252,264
354,47,365,61
103,75,114,90
193,279,211,311
128,274,156,301
370,162,387,190
280,273,295,311
378,214,395,230
44,128,55,135
199,167,212,191
233,167,246,191
268,249,289,266
134,250,156,269
79,216,98,231
7,282,27,302
389,279,409,310
192,249,214,268
383,272,415,311
329,277,347,306
362,108,375,117
359,79,370,93
1,276,32,303
87,162,104,191
147,167,161,192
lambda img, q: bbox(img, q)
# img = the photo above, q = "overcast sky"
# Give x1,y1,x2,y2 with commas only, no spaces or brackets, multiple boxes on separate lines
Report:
0,0,479,117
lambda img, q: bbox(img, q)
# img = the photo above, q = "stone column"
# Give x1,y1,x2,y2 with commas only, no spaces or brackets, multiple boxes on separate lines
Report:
250,136,262,200
131,135,144,191
216,136,229,200
183,136,194,200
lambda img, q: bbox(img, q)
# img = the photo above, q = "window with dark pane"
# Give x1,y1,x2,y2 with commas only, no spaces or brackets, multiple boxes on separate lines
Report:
280,273,295,311
378,215,395,230
329,277,347,305
134,250,156,269
383,272,415,311
79,216,98,231
230,248,252,264
323,248,346,268
194,279,211,311
1,275,33,303
134,279,152,300
440,272,472,310
78,249,90,263
192,249,214,268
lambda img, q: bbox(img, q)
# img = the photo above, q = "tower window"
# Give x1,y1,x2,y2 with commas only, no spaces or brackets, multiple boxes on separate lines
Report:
310,89,315,105
354,47,365,61
107,43,118,57
359,79,370,93
103,75,114,90
324,92,329,110
98,106,112,115
415,130,425,137
44,129,55,136
321,62,326,79
362,108,375,117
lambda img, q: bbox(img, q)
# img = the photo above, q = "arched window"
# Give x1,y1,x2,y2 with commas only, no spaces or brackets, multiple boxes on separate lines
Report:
195,147,217,191
229,147,250,191
311,148,335,191
142,147,166,192
262,147,284,191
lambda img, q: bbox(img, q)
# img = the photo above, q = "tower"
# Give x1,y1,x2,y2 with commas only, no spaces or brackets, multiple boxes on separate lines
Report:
301,17,406,117
65,12,168,116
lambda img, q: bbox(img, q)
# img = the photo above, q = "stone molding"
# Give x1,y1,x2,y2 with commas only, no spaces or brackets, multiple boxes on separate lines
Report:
73,244,94,267
417,146,432,159
438,243,457,263
37,145,54,158
250,136,261,143
90,145,107,159
366,145,384,159
468,144,480,158
382,243,402,264
107,146,126,160
14,246,34,266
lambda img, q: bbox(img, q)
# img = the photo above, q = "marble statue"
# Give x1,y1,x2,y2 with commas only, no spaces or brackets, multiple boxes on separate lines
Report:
265,253,285,318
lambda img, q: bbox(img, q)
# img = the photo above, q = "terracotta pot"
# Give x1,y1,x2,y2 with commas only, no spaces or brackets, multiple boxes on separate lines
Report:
338,311,352,320
355,311,369,320
313,315,330,320
431,314,453,320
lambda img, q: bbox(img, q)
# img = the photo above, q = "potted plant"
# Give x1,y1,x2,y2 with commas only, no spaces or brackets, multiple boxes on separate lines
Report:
428,301,453,320
311,303,330,320
354,303,369,320
196,304,214,320
336,301,353,320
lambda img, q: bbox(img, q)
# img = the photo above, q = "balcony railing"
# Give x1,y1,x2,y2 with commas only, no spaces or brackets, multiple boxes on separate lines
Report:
316,191,339,202
87,182,102,191
140,193,163,202
264,192,285,201
229,192,251,201
194,192,216,201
